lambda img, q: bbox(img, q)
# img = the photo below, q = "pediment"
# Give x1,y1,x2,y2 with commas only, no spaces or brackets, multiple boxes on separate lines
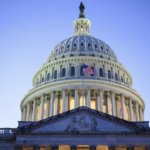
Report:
15,107,150,134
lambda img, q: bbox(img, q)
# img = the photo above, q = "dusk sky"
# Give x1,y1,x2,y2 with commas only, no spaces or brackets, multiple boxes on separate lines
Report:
0,0,150,127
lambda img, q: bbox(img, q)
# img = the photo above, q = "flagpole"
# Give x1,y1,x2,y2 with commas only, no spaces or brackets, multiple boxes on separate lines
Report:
82,63,84,106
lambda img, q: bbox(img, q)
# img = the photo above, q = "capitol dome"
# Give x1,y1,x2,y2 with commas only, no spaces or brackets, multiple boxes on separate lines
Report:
20,2,145,123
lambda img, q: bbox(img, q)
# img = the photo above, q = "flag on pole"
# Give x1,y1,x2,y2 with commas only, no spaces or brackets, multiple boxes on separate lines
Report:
83,64,94,75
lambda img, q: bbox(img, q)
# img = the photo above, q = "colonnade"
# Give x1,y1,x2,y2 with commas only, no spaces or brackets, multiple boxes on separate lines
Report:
21,89,144,122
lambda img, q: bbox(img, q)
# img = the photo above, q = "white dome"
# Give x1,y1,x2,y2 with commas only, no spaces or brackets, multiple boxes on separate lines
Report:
46,35,119,63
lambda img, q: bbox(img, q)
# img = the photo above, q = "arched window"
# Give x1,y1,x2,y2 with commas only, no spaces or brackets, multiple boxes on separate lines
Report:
59,99,62,114
121,76,123,82
71,67,75,76
62,68,66,77
108,70,111,79
69,98,75,110
90,66,94,76
80,97,85,106
54,70,57,79
115,73,118,81
47,73,50,81
80,66,84,76
99,68,103,77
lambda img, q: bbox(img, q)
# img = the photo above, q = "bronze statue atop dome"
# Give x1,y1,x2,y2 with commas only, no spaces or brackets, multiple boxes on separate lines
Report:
79,2,85,18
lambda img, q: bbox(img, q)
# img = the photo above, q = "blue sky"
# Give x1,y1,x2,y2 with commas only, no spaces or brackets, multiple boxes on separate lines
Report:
0,0,150,127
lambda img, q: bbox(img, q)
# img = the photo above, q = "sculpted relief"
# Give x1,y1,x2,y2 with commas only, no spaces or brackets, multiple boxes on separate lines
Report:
65,114,98,131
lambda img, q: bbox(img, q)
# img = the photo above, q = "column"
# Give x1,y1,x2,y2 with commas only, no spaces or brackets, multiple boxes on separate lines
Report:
139,106,143,121
108,145,115,150
135,102,140,121
62,89,66,112
21,108,23,121
45,70,47,82
26,102,30,121
115,96,119,118
142,109,144,121
50,91,54,116
22,106,26,121
86,22,87,31
54,94,58,115
121,94,126,120
106,93,111,115
39,94,45,120
99,89,103,112
46,96,50,118
129,97,133,121
32,97,36,121
75,88,78,108
87,88,91,107
111,91,115,116
83,22,85,31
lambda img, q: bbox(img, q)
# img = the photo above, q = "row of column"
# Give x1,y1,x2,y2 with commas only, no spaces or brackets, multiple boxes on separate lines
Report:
15,145,150,150
22,89,144,122
75,22,89,33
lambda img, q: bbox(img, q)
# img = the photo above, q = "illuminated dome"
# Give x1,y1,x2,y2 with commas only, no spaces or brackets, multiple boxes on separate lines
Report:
20,2,145,123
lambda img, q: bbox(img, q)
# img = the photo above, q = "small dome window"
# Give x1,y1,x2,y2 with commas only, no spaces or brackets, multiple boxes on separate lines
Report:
101,46,103,50
61,46,64,50
88,43,90,47
106,48,109,52
81,42,84,47
74,43,76,47
67,45,70,48
56,49,58,52
95,44,97,49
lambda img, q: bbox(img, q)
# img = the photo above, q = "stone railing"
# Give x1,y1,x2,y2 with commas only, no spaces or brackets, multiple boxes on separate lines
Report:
0,128,16,134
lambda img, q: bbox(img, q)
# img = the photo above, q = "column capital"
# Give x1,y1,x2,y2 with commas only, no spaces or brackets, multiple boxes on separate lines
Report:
108,145,115,150
70,145,77,150
52,145,59,150
14,145,22,150
87,87,91,91
120,93,124,97
50,91,55,94
127,145,134,150
42,93,45,97
33,145,40,150
62,88,67,92
111,91,115,94
90,145,96,150
75,87,78,91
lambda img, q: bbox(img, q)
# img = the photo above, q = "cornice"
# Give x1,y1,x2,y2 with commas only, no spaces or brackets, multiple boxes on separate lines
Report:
21,79,144,110
32,57,133,86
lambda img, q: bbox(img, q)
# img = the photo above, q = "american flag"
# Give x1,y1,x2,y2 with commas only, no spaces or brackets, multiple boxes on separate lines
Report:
83,64,94,75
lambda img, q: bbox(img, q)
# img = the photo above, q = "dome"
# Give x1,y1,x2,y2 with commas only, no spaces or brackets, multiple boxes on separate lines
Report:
46,35,119,63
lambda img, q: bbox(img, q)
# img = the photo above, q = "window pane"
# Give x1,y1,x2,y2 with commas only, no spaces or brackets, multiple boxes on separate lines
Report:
115,73,118,81
59,99,63,114
69,98,75,110
91,101,96,110
43,102,47,119
80,66,84,76
71,67,75,76
62,68,66,77
80,97,85,106
54,71,57,79
99,68,103,77
47,73,50,81
108,70,111,79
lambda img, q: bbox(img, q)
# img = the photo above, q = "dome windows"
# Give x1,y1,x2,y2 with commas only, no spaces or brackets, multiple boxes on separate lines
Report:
71,67,75,76
88,43,90,47
81,42,84,47
99,68,103,77
47,73,50,81
108,70,111,79
67,44,70,49
94,44,97,49
62,68,66,77
115,73,118,81
54,70,57,79
121,76,123,83
61,46,64,50
74,43,77,47
101,46,103,50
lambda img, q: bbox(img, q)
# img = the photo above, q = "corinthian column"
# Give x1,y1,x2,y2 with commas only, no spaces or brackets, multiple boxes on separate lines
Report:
22,106,26,121
115,95,119,118
121,94,126,120
129,97,133,121
62,89,66,112
46,96,50,118
50,91,54,116
26,102,31,121
75,88,78,108
39,93,45,120
135,102,140,121
139,106,143,121
111,91,115,116
32,97,36,121
87,88,91,107
99,89,103,112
